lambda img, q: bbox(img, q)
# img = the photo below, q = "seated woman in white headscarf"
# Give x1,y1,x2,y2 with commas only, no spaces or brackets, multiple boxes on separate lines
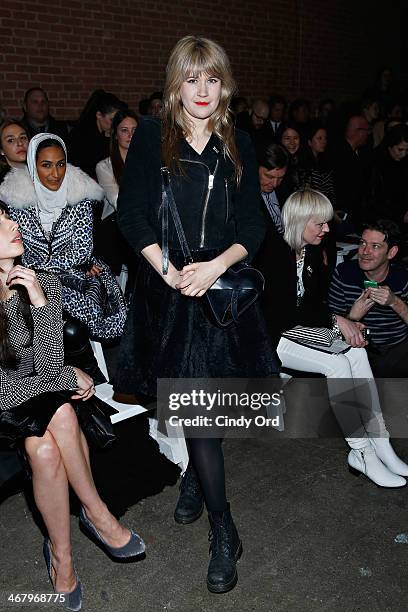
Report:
0,133,127,342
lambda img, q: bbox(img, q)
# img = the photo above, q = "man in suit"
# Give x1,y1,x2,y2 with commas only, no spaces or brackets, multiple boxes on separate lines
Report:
21,87,69,143
268,95,286,137
331,114,371,234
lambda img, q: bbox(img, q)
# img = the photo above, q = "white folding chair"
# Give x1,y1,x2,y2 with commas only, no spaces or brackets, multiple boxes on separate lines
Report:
90,340,188,471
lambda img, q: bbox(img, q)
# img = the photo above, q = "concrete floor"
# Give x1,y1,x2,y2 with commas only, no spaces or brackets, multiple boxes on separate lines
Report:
1,434,408,612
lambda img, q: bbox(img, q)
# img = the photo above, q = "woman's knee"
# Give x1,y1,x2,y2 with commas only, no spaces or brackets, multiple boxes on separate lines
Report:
346,347,374,377
326,354,353,378
49,403,80,436
25,431,61,470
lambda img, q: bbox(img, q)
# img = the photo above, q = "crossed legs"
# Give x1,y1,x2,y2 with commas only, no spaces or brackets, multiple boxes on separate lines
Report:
24,402,130,593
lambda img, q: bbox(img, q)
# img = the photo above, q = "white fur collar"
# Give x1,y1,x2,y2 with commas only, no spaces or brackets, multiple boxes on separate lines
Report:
0,164,104,209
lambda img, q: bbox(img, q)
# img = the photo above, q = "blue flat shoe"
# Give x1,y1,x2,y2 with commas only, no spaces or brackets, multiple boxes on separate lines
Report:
79,507,146,559
43,539,82,612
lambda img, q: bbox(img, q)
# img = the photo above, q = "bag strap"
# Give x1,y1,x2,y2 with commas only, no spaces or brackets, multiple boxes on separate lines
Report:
160,166,194,274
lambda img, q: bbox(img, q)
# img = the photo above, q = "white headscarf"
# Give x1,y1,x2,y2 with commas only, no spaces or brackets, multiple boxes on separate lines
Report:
26,133,68,232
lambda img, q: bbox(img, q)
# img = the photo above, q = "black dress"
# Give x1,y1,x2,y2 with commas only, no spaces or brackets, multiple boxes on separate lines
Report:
114,117,279,396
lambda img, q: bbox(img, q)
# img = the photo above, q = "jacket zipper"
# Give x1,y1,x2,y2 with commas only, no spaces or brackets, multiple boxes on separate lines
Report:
224,178,229,223
179,158,219,248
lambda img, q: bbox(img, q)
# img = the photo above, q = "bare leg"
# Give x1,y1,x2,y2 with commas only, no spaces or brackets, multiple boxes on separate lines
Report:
79,429,91,470
25,431,76,593
46,403,130,548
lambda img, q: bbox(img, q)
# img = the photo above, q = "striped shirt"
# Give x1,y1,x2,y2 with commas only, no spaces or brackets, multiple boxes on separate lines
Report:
261,190,284,234
328,261,408,346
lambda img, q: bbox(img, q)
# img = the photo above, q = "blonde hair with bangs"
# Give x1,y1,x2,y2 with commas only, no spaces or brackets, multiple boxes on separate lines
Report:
161,36,242,182
282,189,333,253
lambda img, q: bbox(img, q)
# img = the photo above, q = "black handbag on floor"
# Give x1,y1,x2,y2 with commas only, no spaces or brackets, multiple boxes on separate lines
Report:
161,167,264,327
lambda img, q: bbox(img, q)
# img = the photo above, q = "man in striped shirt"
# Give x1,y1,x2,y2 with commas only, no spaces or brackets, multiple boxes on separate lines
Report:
329,220,408,376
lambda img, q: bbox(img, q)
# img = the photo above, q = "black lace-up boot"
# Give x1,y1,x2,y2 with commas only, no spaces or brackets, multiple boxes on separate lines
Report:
174,462,204,524
207,503,242,593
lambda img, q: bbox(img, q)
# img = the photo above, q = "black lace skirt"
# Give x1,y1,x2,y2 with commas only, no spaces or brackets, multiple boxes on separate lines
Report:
114,250,280,396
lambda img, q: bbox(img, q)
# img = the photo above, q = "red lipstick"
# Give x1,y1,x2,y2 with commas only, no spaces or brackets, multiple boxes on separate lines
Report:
195,102,209,106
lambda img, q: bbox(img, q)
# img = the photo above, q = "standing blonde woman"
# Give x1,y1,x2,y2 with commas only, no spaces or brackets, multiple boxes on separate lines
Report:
116,36,279,593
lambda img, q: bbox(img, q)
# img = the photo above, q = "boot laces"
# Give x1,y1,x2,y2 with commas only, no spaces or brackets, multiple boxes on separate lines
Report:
180,467,201,496
208,519,232,558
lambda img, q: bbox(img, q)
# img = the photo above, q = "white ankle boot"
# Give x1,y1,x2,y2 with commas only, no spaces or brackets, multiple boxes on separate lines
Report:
369,437,408,476
348,447,406,487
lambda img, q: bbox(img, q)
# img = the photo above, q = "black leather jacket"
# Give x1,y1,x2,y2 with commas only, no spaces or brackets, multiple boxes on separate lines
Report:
117,117,266,260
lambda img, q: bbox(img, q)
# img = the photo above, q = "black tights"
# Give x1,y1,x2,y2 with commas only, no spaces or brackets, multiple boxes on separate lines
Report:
187,438,227,512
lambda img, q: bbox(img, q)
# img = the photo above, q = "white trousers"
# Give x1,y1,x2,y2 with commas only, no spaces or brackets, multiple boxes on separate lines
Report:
277,337,388,449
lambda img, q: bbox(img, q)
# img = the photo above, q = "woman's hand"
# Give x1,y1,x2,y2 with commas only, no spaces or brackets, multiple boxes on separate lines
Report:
163,268,183,290
71,367,95,401
335,315,367,348
6,266,47,307
348,289,375,321
86,264,103,277
176,260,226,297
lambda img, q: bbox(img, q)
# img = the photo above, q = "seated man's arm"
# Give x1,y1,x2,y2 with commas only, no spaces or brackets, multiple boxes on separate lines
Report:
369,286,408,325
348,288,375,321
329,266,374,321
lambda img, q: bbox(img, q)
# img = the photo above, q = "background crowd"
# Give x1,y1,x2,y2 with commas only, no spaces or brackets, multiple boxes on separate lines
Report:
1,66,408,263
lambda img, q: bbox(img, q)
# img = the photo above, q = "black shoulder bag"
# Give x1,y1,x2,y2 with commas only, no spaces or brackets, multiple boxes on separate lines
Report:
160,167,265,328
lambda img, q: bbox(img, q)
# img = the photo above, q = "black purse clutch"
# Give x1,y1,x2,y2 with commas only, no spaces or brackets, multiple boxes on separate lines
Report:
73,396,116,450
161,167,264,327
205,261,264,327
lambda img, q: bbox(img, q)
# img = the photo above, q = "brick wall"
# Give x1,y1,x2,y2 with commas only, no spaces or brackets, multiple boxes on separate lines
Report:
0,0,404,120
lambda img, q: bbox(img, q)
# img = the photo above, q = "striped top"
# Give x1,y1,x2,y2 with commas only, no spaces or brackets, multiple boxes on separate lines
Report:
261,190,284,235
0,273,78,411
328,261,408,346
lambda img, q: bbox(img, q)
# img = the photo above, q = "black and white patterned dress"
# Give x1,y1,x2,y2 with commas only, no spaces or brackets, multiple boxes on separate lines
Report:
0,273,78,442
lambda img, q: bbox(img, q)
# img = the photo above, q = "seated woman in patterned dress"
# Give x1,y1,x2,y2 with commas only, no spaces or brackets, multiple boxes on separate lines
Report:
0,201,145,611
0,133,127,342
